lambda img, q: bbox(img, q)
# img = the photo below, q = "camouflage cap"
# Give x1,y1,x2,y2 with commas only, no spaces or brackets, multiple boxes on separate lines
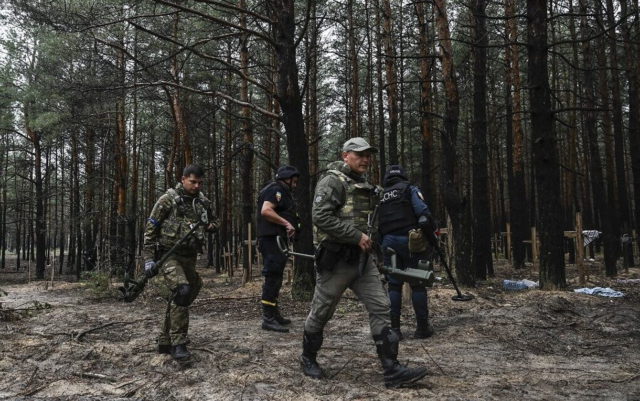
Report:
342,137,378,153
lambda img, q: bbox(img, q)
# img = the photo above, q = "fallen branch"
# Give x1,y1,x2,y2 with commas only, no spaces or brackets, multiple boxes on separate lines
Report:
190,346,217,355
420,344,446,376
329,357,353,379
73,318,151,341
74,371,119,382
74,322,120,341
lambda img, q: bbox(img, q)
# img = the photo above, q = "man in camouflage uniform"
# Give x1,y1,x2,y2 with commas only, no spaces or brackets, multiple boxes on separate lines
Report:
300,137,428,388
143,164,217,361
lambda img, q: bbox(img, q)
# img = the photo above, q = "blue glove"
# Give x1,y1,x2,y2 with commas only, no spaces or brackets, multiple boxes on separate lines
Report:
144,260,158,279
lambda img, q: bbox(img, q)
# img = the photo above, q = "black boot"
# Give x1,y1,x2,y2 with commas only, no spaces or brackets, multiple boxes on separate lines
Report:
414,317,434,339
374,327,427,388
300,331,323,379
262,304,289,333
158,344,171,354
274,305,292,325
171,344,192,361
390,313,403,341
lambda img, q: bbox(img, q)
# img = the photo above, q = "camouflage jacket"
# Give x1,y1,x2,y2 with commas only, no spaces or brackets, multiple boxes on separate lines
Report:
312,161,379,245
143,183,218,260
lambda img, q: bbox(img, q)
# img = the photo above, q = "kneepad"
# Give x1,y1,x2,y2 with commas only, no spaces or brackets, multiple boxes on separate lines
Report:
388,283,403,293
173,284,193,306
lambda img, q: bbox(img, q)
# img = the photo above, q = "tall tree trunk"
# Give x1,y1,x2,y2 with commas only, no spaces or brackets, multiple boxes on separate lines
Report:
222,49,234,266
365,0,380,183
240,0,254,276
619,0,640,245
505,0,528,269
381,0,399,164
527,0,565,289
595,14,621,269
471,0,492,280
415,0,436,206
114,45,128,275
84,126,96,271
434,0,473,285
347,0,361,137
71,130,82,277
24,113,46,279
268,0,315,300
307,0,319,188
606,0,633,265
580,0,618,276
373,0,387,177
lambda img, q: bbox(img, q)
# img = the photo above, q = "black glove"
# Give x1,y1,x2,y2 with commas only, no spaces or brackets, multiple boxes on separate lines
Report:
418,215,439,247
144,260,158,279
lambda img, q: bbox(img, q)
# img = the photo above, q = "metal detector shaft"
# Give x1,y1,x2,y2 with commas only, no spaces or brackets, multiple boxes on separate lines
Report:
276,235,315,260
121,219,206,302
434,245,473,301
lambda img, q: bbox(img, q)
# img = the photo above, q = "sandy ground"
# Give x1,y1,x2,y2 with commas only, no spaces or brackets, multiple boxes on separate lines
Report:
0,258,639,401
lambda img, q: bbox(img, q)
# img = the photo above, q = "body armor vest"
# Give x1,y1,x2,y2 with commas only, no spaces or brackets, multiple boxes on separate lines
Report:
256,181,299,237
316,169,378,244
158,187,208,253
378,181,418,235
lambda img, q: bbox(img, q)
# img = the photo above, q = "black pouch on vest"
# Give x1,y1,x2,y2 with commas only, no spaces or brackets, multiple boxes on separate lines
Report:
315,241,344,272
344,244,361,265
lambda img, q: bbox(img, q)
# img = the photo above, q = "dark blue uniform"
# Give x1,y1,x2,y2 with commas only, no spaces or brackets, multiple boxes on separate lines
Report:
256,172,300,333
256,181,298,307
378,165,434,339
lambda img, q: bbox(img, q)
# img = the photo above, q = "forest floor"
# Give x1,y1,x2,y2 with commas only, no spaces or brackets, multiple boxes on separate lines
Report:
0,256,639,401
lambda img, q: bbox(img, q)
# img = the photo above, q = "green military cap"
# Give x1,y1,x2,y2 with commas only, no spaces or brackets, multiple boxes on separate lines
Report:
342,137,378,153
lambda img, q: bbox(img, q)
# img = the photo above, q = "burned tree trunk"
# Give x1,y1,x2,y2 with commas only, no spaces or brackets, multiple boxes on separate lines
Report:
268,0,315,299
434,0,473,285
527,0,565,289
471,0,493,280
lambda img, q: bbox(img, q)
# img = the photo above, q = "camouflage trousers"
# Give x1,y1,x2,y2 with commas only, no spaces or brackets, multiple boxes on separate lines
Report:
158,253,202,346
304,255,391,336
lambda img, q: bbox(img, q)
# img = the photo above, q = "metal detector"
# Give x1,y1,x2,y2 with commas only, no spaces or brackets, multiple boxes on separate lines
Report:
276,236,315,260
118,199,209,302
433,245,474,302
380,247,435,287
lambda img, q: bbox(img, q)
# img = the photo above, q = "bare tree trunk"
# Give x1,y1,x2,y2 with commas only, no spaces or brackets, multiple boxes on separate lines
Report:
580,0,618,276
24,112,46,279
374,0,386,176
434,0,473,285
84,125,96,271
71,129,82,277
471,0,492,280
347,0,361,137
365,0,380,183
505,0,528,269
527,0,565,289
268,0,315,299
415,0,435,205
222,51,234,267
605,0,633,265
307,0,319,188
619,0,640,246
240,0,254,277
381,0,399,164
114,45,128,275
